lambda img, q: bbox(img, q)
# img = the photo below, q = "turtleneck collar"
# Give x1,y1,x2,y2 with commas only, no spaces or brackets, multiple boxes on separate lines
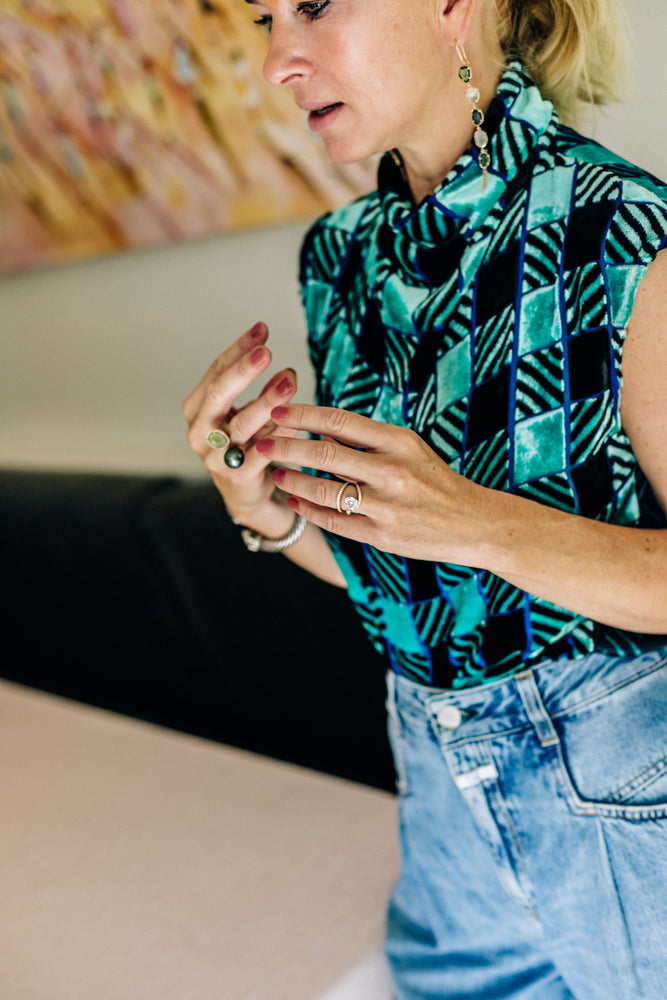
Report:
378,61,556,250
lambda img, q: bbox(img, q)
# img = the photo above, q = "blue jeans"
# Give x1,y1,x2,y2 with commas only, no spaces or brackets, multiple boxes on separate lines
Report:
385,647,667,999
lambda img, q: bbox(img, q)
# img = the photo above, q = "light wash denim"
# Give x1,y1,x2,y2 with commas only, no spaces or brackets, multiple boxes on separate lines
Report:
385,647,667,1000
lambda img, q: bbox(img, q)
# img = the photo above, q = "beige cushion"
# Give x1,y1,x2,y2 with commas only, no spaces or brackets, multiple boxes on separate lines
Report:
0,680,398,1000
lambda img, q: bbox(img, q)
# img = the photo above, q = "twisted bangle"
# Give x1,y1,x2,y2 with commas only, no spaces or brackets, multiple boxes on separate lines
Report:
240,513,306,553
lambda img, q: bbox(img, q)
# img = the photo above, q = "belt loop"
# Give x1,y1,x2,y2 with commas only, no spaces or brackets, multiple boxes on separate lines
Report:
514,670,559,748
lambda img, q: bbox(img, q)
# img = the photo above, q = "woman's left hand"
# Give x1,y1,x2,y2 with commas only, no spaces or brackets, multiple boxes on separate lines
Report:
258,398,667,635
257,403,495,564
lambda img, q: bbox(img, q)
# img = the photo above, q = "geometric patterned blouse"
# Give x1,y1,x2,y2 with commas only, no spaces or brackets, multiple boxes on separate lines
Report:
299,62,667,689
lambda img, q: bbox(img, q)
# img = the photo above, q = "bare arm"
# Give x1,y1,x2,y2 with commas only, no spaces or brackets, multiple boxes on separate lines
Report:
481,249,667,631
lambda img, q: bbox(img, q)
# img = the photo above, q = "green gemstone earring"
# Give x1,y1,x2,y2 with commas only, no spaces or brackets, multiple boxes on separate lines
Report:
456,43,490,189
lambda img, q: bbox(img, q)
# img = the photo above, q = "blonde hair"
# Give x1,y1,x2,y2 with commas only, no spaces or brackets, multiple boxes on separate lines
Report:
495,0,630,124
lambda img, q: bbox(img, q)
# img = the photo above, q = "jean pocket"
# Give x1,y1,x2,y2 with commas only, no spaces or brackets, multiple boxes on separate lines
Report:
554,658,667,820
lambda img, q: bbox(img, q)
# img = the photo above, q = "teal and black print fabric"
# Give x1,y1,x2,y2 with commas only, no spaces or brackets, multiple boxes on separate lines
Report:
300,62,667,689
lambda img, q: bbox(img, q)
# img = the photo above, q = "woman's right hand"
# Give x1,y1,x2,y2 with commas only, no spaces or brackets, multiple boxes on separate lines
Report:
182,321,299,525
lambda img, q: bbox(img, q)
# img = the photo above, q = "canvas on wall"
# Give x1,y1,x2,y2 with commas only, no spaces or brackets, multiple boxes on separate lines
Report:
0,0,375,272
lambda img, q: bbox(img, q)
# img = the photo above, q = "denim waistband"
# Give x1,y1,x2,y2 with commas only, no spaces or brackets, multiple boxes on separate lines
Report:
388,646,667,745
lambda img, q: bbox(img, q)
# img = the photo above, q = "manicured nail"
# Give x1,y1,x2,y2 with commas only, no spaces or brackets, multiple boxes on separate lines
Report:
286,497,299,510
251,347,266,365
256,438,273,455
271,406,288,421
271,468,286,486
277,377,293,395
250,322,265,340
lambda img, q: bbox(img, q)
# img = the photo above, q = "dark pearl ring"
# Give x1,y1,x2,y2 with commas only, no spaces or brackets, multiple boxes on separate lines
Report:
224,446,245,469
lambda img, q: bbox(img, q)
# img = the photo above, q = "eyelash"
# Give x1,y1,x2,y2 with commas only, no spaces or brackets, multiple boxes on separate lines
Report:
254,1,329,30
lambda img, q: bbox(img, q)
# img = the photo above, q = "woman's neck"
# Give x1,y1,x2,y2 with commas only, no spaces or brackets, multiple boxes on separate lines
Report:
399,51,504,204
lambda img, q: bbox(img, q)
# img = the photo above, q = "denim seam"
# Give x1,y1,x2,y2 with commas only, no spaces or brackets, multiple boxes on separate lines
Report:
545,658,667,721
595,822,643,996
608,754,667,805
438,723,533,749
481,774,540,916
554,739,667,821
517,667,667,820
386,672,411,796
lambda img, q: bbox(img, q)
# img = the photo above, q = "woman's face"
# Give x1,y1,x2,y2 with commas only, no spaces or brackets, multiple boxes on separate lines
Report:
246,0,452,165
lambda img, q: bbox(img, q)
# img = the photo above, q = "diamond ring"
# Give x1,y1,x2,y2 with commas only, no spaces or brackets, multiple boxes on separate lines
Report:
336,480,362,515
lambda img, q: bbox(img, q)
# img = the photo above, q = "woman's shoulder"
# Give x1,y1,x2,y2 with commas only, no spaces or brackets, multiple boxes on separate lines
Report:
553,123,667,206
545,124,667,269
299,188,381,288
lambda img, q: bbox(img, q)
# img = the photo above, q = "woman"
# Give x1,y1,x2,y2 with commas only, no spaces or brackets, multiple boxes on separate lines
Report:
183,0,667,996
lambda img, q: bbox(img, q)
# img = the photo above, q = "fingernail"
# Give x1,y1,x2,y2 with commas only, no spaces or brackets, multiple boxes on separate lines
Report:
286,497,299,510
256,438,273,455
271,406,288,421
251,347,266,365
250,322,265,340
271,468,286,485
276,377,293,395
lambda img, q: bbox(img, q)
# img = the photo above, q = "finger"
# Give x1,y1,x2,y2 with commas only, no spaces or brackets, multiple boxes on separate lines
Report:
186,342,273,454
228,368,298,444
242,419,300,446
271,403,393,450
202,435,275,481
255,433,373,481
272,466,370,516
182,321,268,424
244,419,300,447
284,495,370,542
200,400,299,472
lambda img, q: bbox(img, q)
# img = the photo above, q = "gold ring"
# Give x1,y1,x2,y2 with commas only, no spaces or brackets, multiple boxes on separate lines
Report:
207,429,230,450
336,480,362,515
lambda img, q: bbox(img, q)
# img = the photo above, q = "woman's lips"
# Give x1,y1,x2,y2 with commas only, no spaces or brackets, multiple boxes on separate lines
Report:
307,103,344,132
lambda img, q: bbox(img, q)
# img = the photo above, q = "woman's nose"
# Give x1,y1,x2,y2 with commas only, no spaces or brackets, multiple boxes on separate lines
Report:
262,24,313,87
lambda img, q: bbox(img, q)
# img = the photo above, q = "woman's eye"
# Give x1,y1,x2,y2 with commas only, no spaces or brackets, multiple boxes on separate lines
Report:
254,1,328,31
297,1,329,20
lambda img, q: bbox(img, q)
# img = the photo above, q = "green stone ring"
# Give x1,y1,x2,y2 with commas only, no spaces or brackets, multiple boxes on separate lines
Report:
224,446,245,469
207,429,230,450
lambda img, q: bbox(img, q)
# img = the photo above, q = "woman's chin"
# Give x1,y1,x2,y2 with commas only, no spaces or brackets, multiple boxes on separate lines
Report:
319,136,379,166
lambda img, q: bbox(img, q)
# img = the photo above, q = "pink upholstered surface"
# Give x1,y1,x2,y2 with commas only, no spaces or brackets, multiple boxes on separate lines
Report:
0,680,398,1000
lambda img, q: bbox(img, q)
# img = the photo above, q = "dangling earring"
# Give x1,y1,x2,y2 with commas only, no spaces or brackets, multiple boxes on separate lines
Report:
455,42,490,190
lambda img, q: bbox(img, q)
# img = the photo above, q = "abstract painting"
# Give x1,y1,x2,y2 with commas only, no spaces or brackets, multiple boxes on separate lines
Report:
0,0,374,271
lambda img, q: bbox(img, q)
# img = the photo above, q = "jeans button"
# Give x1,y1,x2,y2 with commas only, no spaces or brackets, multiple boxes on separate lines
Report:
436,703,462,730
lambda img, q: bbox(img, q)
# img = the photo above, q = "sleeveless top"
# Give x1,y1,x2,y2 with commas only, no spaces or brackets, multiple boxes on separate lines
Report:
299,62,667,689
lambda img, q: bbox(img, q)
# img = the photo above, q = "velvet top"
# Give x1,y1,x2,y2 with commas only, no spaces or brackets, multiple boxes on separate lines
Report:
299,62,667,689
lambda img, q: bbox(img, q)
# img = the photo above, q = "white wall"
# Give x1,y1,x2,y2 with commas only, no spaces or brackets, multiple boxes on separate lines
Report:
0,220,312,476
1,0,665,478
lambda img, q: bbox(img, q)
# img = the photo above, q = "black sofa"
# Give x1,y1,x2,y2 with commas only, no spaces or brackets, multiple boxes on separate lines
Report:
0,469,394,792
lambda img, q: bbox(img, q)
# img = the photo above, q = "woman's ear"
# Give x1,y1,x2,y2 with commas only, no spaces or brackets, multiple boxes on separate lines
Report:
440,0,479,48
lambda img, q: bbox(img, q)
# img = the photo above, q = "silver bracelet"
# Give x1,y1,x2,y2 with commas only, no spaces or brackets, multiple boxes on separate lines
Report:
240,513,306,553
